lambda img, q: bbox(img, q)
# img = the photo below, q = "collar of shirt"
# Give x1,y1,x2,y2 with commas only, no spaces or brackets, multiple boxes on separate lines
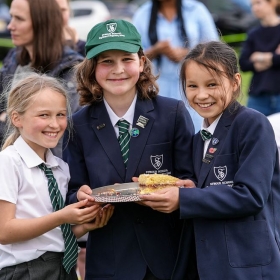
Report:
104,95,137,137
13,136,59,169
201,114,223,157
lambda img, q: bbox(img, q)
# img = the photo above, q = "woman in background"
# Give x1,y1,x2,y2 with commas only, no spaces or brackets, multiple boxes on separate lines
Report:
56,0,86,57
0,0,83,156
133,0,219,132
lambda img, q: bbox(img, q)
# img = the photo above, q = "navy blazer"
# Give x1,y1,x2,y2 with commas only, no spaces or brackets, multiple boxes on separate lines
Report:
172,103,280,280
63,96,195,280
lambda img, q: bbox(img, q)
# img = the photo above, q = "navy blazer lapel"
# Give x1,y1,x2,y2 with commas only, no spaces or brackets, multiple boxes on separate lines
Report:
125,98,155,181
197,103,240,189
91,101,126,181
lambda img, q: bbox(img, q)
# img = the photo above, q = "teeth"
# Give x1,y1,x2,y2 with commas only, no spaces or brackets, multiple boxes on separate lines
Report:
198,103,213,108
45,132,58,137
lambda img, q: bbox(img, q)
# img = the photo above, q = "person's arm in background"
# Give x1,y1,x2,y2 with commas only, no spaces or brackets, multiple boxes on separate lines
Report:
239,32,256,72
132,1,171,60
163,1,219,63
193,1,220,42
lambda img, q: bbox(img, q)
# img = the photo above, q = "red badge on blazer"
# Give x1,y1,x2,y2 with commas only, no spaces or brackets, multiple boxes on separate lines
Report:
209,148,217,154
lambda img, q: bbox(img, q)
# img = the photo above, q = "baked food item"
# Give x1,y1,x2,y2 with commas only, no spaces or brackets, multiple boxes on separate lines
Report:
138,174,179,194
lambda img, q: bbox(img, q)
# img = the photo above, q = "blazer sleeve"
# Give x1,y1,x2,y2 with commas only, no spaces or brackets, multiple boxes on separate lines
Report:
173,100,196,182
63,125,90,205
179,111,278,219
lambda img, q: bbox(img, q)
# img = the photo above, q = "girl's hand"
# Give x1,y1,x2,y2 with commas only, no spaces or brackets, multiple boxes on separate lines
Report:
176,179,196,188
72,204,115,238
139,187,180,213
83,204,115,232
132,177,139,182
77,185,96,206
61,199,101,225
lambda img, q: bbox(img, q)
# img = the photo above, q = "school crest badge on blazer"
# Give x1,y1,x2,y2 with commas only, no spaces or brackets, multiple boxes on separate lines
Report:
150,155,163,170
214,166,227,181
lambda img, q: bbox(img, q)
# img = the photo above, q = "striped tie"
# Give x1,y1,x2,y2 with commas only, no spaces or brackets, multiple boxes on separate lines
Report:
200,129,212,141
117,120,130,167
38,163,78,274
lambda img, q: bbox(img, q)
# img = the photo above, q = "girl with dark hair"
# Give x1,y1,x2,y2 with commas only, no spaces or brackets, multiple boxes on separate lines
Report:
0,73,114,280
139,41,280,280
133,0,219,132
0,0,83,156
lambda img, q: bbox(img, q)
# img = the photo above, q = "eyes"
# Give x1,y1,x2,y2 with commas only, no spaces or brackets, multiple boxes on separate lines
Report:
97,57,135,64
187,82,217,88
39,113,66,118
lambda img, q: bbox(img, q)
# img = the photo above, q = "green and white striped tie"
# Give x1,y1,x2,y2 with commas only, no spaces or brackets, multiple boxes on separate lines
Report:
200,129,212,141
38,163,78,274
117,119,130,167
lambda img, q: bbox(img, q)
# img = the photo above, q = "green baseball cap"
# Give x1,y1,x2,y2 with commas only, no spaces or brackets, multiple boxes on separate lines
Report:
85,19,143,59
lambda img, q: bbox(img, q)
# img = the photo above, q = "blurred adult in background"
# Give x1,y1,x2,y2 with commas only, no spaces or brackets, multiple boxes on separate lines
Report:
0,0,83,156
267,113,280,166
56,0,86,57
239,0,280,116
132,0,219,132
232,0,251,13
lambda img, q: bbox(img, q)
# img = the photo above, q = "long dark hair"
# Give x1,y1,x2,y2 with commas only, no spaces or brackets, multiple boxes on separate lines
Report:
18,0,64,72
148,0,188,66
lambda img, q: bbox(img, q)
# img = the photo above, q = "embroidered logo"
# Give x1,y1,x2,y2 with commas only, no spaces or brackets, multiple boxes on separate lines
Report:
106,23,117,33
212,138,219,145
150,155,163,170
214,166,227,181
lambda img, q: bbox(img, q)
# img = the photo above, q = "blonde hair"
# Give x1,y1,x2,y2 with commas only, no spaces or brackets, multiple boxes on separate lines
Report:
2,73,71,150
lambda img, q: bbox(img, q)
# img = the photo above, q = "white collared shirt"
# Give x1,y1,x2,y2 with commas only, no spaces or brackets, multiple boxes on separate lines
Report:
201,114,222,158
0,136,70,270
104,95,137,137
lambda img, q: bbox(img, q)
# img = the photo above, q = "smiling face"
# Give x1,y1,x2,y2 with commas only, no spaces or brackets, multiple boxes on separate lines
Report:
95,49,145,100
8,0,33,50
12,88,67,160
184,60,241,125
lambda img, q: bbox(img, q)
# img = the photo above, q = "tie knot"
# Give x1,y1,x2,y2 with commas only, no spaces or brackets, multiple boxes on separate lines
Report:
38,163,53,179
200,129,212,141
117,120,130,134
38,162,47,172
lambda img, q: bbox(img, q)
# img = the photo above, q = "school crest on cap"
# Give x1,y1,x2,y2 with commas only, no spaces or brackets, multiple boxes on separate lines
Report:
107,23,117,33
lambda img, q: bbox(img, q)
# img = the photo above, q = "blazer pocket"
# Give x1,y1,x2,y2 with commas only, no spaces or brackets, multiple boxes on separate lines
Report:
137,142,172,174
208,153,237,185
225,220,272,267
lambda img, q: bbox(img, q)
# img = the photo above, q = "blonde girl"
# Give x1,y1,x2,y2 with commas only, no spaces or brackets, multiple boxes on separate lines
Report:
0,74,114,280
